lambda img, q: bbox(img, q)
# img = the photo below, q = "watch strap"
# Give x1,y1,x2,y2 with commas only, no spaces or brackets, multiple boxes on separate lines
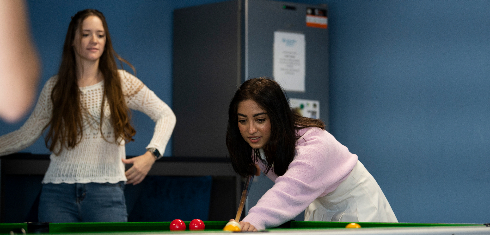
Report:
147,148,162,160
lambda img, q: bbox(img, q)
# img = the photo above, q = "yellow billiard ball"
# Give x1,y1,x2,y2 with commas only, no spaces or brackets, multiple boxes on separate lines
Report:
345,223,361,228
223,221,241,232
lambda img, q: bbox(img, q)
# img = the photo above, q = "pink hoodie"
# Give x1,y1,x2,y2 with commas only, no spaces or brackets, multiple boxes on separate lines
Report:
242,127,358,230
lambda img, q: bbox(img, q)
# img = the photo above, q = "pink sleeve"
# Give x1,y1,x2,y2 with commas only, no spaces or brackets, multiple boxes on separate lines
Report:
242,128,358,230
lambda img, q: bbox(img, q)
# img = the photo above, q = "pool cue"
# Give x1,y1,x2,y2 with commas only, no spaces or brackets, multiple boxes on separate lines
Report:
234,174,254,222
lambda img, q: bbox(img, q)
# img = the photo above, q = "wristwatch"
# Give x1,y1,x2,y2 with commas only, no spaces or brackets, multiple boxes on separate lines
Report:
147,148,162,160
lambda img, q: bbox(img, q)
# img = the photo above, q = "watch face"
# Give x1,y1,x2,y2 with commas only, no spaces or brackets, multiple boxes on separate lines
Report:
154,149,161,158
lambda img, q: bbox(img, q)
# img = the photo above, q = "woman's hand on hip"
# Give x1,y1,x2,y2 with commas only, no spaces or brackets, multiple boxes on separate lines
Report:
122,151,155,185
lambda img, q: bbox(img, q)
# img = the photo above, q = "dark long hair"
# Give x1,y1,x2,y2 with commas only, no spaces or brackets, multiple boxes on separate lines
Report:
226,77,325,177
44,9,137,154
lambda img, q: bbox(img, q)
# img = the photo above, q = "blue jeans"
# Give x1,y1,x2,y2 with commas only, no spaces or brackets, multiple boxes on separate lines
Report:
38,182,127,223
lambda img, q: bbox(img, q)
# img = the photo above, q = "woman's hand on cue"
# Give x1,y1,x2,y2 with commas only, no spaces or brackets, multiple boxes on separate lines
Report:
229,219,257,232
240,221,257,232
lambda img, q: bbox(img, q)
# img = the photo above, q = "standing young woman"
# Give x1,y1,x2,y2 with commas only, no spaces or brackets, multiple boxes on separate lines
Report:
226,77,397,231
0,9,176,222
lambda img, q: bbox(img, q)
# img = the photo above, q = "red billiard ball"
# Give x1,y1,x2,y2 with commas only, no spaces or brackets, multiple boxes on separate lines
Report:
169,219,186,231
189,219,205,230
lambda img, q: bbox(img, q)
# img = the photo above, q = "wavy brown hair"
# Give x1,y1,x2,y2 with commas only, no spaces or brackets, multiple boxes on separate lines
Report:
226,77,325,177
44,9,137,154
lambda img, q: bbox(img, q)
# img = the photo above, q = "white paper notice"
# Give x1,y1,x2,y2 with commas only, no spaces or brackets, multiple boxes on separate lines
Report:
273,31,306,92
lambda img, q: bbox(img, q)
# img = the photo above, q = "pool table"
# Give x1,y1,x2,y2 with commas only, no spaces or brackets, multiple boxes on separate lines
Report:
1,221,489,234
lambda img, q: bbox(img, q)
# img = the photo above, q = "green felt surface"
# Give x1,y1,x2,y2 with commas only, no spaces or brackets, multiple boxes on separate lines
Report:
0,221,486,234
49,221,228,233
289,221,485,229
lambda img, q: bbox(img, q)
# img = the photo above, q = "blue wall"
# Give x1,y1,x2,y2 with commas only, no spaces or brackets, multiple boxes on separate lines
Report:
327,0,490,224
1,0,489,224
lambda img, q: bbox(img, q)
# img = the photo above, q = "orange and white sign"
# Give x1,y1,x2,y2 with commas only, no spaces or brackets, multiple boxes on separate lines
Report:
306,8,327,29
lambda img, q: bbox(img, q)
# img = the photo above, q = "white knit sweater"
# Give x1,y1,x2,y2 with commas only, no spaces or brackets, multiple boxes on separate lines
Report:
0,70,176,184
